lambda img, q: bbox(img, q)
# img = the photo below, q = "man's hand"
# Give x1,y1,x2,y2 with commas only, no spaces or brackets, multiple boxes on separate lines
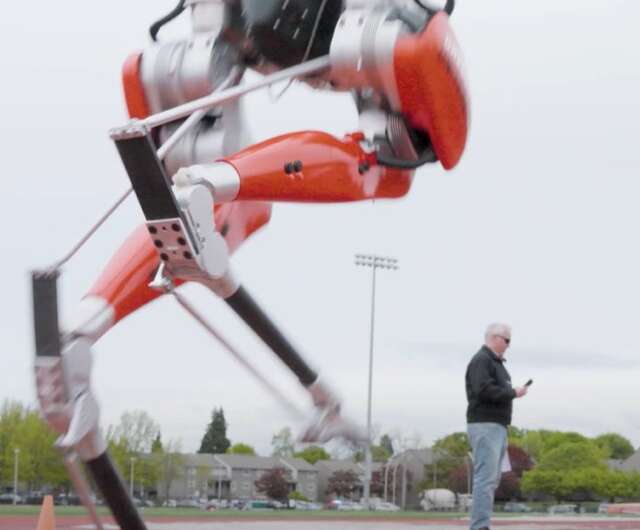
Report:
514,386,528,398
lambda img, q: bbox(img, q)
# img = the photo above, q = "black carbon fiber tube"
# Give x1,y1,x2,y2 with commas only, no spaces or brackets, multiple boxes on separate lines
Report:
31,271,62,358
225,286,318,386
86,453,147,530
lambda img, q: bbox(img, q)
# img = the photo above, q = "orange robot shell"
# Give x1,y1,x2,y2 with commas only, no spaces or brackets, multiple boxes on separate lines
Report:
122,53,151,120
394,12,469,170
91,50,412,324
224,131,413,203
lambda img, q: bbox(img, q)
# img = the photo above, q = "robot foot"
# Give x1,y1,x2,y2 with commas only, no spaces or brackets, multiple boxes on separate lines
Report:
299,406,368,444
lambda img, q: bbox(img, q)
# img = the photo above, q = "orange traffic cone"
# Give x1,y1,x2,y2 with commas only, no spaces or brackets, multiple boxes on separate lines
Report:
36,495,56,530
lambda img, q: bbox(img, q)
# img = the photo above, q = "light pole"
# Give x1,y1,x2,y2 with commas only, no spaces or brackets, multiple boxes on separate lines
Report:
129,456,137,498
354,253,399,508
13,448,20,505
432,447,441,488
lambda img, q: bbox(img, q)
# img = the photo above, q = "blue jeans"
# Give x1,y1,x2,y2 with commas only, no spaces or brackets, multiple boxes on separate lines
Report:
467,422,508,530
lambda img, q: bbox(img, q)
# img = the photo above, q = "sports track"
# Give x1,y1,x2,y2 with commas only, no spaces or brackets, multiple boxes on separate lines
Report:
3,515,640,530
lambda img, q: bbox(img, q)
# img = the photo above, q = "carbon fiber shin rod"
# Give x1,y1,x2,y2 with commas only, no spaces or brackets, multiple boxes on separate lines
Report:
86,454,147,530
225,286,318,387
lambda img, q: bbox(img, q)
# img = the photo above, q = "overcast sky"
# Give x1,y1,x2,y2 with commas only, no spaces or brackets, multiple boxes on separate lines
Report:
2,0,640,457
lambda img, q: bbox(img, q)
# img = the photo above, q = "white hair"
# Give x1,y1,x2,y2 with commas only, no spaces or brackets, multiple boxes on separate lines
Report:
484,322,511,341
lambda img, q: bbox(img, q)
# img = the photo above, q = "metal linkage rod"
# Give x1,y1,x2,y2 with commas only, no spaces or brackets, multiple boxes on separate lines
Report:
156,67,241,161
46,187,133,272
141,56,331,130
170,289,306,421
156,108,208,161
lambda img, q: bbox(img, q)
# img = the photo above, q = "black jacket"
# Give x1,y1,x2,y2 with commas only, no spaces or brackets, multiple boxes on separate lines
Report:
466,345,516,426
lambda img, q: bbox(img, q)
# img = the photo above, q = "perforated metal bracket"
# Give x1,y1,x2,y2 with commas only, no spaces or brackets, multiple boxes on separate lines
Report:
110,121,213,279
146,218,204,278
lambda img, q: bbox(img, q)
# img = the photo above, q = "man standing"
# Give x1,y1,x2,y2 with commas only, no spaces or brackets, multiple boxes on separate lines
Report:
466,323,528,530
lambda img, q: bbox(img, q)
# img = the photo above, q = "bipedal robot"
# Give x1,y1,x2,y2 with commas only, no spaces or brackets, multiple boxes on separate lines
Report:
31,0,468,527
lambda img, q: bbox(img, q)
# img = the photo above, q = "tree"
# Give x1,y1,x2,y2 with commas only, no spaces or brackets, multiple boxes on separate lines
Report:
444,445,533,500
510,429,588,462
631,473,640,498
199,407,230,454
390,430,423,454
254,467,290,501
354,444,391,463
289,490,310,502
108,410,160,454
326,469,358,499
434,432,471,457
477,444,534,500
536,441,607,472
151,433,163,453
536,431,589,460
294,445,330,465
0,401,69,491
380,434,394,457
594,433,635,460
370,469,386,497
271,427,295,457
135,453,163,499
523,467,635,502
107,434,133,482
10,405,68,491
588,469,639,502
160,440,185,501
423,432,471,489
447,463,471,494
509,429,547,461
227,443,257,455
507,445,534,477
495,471,521,501
521,470,566,501
105,410,161,490
521,438,608,501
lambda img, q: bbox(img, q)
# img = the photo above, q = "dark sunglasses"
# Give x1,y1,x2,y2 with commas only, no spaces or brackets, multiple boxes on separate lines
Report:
498,335,511,345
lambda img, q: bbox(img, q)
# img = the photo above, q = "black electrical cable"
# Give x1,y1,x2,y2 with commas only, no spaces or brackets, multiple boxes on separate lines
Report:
412,0,436,16
376,148,437,170
149,0,187,42
412,0,455,16
444,0,455,15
